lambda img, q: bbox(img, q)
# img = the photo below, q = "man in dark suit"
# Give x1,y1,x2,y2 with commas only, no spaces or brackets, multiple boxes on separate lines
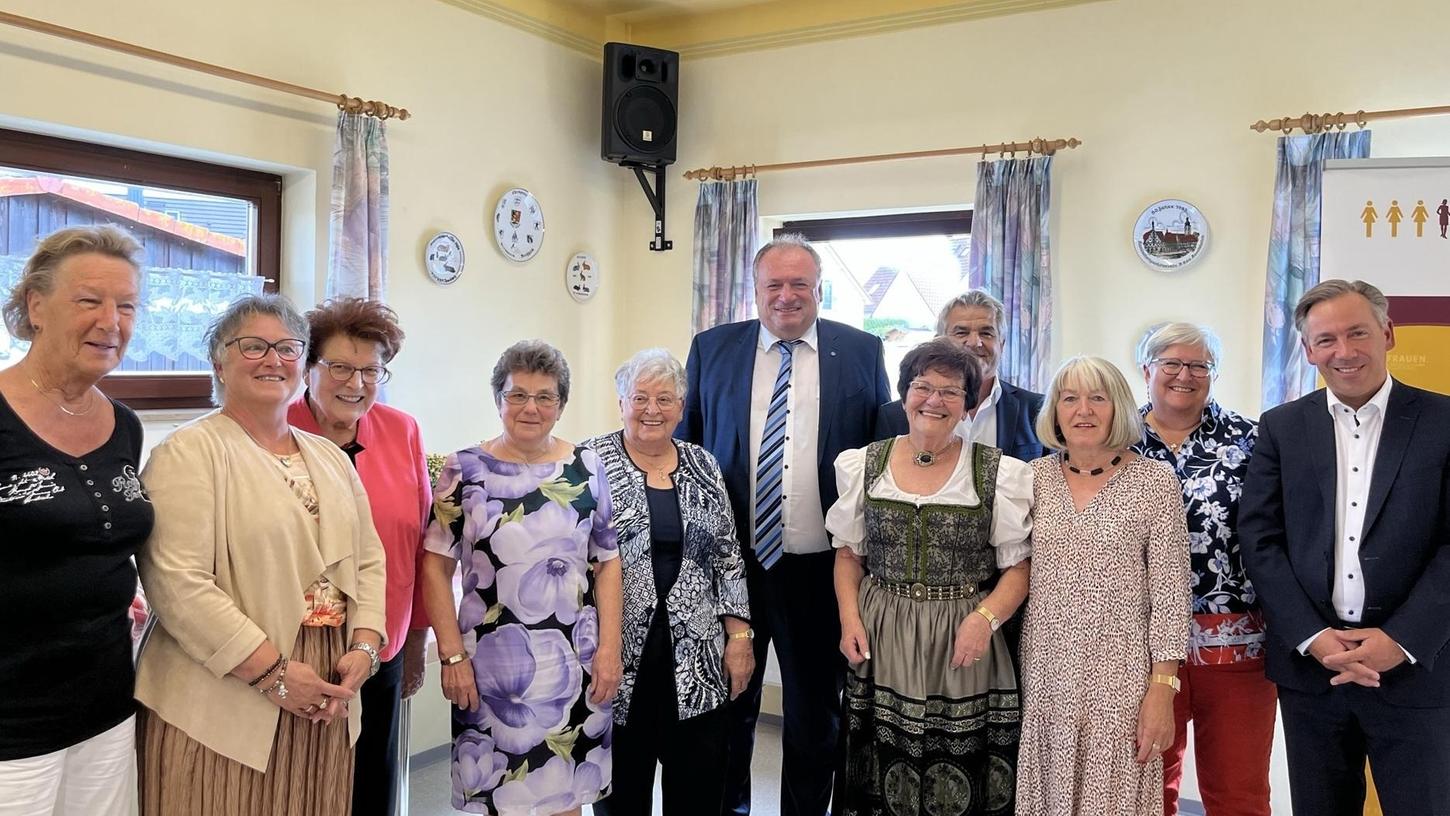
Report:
874,289,1046,462
1241,279,1450,816
680,235,891,816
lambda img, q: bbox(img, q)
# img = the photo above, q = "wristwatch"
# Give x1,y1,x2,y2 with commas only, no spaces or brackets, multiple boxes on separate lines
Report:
349,642,381,678
441,651,469,666
1150,673,1181,693
974,605,1001,632
727,629,754,641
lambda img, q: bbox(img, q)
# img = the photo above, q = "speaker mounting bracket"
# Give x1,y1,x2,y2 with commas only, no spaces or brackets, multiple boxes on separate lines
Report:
625,162,673,252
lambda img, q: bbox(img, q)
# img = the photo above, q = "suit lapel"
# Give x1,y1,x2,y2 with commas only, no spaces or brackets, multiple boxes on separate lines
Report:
1304,391,1338,522
731,322,760,463
995,381,1019,449
1363,383,1419,538
816,321,840,465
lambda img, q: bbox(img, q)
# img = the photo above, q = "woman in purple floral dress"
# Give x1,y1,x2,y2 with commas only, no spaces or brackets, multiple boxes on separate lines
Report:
420,340,623,816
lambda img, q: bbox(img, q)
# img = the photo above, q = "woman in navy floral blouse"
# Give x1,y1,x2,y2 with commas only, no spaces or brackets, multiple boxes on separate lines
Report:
1134,322,1275,816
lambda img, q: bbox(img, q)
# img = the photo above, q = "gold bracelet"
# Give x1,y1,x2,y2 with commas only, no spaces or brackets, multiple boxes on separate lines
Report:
1150,673,1181,693
973,605,1001,632
441,651,468,666
728,629,754,641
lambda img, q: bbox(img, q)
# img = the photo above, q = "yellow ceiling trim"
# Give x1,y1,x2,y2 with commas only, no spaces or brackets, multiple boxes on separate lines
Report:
633,0,1111,58
438,0,602,57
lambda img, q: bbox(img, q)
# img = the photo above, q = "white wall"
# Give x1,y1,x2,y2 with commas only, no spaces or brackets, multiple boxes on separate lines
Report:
619,0,1450,417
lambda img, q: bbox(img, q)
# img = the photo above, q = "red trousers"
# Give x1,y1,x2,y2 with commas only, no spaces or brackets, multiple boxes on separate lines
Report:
1162,659,1277,816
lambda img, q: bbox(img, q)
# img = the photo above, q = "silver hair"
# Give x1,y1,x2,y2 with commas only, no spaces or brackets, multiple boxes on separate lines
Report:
935,289,1005,336
3,225,142,341
491,339,571,406
1036,355,1146,452
614,347,688,400
1293,279,1390,335
203,293,310,405
752,233,822,282
1135,321,1223,368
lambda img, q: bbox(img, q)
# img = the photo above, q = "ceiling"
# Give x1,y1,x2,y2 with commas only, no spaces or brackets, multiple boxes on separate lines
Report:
440,0,1108,58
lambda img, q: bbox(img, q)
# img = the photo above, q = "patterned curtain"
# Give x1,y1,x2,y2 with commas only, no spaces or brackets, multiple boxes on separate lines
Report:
1260,130,1372,409
327,112,390,301
692,178,758,334
968,156,1054,392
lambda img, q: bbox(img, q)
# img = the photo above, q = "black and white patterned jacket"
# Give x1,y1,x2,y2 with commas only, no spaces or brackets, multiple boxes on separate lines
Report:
584,430,750,723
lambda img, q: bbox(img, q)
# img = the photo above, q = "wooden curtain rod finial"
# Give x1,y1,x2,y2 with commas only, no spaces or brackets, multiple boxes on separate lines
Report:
334,94,411,121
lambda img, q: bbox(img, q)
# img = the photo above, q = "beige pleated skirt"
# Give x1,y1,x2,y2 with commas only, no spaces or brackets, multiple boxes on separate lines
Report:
137,625,355,816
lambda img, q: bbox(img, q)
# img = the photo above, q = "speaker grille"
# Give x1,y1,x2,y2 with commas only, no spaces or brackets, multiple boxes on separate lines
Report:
614,86,677,155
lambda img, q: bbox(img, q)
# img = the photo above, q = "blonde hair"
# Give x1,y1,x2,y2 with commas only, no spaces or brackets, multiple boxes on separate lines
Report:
2,225,142,340
1036,355,1145,452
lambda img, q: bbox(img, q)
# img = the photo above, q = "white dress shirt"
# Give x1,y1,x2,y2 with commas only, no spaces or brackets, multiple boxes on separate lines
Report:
1297,377,1412,661
956,377,1002,446
748,322,828,555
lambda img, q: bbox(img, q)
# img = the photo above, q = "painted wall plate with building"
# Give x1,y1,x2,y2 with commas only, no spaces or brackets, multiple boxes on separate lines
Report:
424,231,465,285
1133,199,1209,271
493,187,545,262
565,252,599,302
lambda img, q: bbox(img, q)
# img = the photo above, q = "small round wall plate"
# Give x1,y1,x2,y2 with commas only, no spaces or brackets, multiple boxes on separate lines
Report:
493,187,545,262
1133,199,1209,271
424,232,465,285
566,252,599,302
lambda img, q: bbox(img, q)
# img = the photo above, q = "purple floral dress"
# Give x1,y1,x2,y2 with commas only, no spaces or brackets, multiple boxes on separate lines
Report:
425,445,618,815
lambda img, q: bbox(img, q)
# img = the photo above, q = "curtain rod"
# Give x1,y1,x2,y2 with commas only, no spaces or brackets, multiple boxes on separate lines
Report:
682,137,1081,181
0,10,410,121
1249,104,1450,135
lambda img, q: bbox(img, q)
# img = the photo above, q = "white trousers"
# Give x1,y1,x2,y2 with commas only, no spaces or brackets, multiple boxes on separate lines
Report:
0,715,135,816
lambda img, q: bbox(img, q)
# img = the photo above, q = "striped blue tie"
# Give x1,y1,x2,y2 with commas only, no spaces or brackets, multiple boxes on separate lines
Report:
754,339,801,570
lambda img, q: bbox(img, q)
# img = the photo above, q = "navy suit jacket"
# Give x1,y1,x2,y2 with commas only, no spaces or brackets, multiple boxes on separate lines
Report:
873,379,1047,462
678,318,892,550
1240,381,1450,704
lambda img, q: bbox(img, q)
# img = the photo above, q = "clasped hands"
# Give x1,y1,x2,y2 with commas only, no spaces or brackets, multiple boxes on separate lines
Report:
838,611,992,669
1310,627,1407,687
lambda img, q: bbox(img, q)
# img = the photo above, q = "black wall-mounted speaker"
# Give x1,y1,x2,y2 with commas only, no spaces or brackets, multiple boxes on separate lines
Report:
601,42,678,167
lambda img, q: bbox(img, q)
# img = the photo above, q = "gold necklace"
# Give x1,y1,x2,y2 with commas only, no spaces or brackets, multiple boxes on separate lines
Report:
227,411,299,466
497,436,555,466
910,435,960,467
625,440,675,481
25,370,97,417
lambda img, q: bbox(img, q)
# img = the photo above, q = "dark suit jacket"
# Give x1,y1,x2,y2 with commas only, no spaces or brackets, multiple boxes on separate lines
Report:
874,379,1048,462
679,318,892,549
1240,381,1450,705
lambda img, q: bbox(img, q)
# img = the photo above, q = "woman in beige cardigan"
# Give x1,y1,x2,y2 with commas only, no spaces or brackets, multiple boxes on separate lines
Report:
135,294,386,816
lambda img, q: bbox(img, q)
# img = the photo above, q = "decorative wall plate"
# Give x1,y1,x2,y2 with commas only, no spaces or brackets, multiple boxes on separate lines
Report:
493,187,545,262
1133,199,1209,271
424,232,465,285
566,252,599,302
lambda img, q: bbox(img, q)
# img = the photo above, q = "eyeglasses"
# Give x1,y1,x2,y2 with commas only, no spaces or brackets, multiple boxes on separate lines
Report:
628,394,679,411
227,336,305,361
501,390,562,408
907,381,968,402
1151,358,1215,379
317,359,392,385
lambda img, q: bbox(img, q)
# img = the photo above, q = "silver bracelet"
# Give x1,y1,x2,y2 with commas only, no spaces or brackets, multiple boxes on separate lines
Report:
350,641,381,677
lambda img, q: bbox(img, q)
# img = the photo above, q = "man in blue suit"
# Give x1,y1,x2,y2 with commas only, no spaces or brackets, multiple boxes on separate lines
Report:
873,289,1046,462
1241,279,1450,816
680,235,891,816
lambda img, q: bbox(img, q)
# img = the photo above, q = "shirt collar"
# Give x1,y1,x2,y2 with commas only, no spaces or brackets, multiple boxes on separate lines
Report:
1325,376,1393,419
758,320,818,353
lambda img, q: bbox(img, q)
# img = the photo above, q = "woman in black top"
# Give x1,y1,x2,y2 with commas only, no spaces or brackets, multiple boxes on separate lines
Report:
585,348,753,816
0,226,155,813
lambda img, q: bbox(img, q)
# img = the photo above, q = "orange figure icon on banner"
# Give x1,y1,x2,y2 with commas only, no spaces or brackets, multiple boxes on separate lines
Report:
1412,200,1430,237
1438,199,1449,239
1362,200,1378,238
1387,200,1403,238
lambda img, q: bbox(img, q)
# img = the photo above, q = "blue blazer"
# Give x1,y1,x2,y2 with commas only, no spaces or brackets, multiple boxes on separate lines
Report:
679,318,892,548
873,379,1047,462
1240,381,1450,704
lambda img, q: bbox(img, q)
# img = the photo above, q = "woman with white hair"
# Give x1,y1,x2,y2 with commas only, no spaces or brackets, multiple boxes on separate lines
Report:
1015,356,1191,816
1132,323,1272,816
585,348,752,816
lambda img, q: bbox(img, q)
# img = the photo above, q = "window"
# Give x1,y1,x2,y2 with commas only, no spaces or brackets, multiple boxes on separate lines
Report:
777,211,972,378
0,128,282,409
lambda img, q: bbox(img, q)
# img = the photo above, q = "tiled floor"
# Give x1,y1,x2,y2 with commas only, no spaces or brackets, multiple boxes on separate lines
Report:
410,720,784,816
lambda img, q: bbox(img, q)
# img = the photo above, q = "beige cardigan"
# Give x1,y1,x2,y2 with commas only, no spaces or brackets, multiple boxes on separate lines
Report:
135,411,387,772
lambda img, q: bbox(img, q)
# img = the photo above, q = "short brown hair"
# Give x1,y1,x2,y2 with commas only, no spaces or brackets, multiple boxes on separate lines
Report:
3,225,142,340
898,337,983,411
304,297,406,368
1293,279,1389,336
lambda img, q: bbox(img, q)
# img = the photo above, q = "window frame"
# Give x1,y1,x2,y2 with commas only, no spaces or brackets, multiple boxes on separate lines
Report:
0,127,282,410
778,210,972,242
